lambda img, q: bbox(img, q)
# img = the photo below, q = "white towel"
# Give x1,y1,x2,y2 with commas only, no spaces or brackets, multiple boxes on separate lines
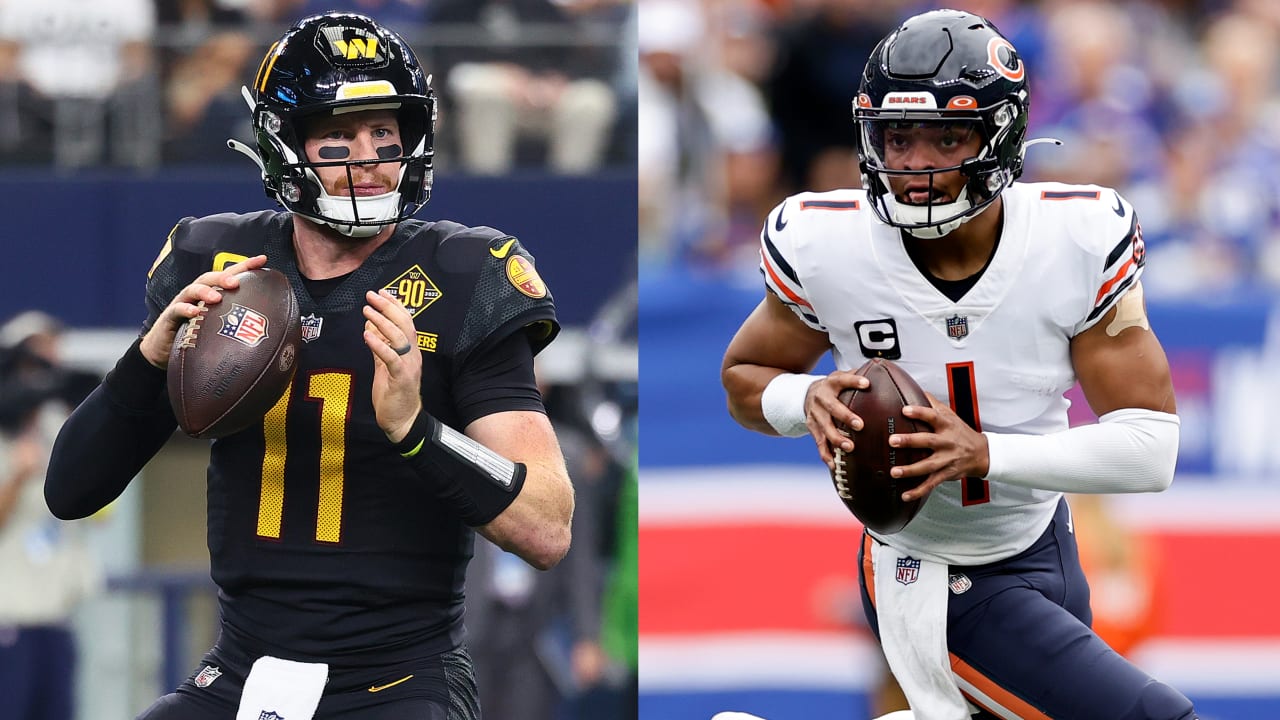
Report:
235,655,329,720
871,539,971,720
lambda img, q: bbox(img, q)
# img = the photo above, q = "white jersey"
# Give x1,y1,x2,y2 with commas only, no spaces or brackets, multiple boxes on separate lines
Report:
759,182,1146,565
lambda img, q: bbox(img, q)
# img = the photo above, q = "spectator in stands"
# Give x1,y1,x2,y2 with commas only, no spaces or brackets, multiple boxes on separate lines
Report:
763,0,895,194
431,0,618,174
276,0,428,28
158,0,257,164
637,0,775,269
1157,11,1280,294
0,311,102,720
0,0,158,167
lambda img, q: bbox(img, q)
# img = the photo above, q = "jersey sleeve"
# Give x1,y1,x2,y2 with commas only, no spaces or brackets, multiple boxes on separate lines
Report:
759,198,826,332
143,217,210,332
450,232,560,366
1072,189,1147,335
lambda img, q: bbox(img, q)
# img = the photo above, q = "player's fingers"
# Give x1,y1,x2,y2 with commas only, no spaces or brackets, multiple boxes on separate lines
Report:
902,403,939,425
362,299,414,356
367,288,414,323
191,255,267,291
165,300,208,328
901,470,952,502
888,431,930,449
828,369,870,390
215,255,269,288
366,290,417,337
363,329,403,367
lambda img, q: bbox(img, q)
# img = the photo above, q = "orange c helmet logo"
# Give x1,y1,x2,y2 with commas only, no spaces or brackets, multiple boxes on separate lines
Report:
986,37,1024,82
947,96,978,110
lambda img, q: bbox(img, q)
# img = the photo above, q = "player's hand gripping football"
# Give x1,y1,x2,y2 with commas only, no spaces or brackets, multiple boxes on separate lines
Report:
889,393,992,502
804,369,869,468
140,255,269,369
363,289,422,443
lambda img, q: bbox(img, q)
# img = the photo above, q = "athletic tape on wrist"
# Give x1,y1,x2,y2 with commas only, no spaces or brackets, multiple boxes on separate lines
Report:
394,411,526,526
760,372,823,437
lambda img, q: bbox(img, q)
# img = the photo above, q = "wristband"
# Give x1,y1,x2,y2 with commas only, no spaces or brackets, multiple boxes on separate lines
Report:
760,372,823,437
395,410,527,526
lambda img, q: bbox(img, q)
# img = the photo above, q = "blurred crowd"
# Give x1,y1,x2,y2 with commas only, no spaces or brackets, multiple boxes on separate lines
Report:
0,0,636,175
638,0,1280,297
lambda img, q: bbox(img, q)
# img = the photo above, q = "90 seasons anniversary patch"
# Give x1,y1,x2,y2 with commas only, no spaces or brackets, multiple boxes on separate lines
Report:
383,265,442,352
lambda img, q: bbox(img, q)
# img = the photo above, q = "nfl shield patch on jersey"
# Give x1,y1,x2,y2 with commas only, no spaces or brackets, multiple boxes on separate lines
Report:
896,556,921,585
300,313,323,343
946,315,969,339
193,665,222,688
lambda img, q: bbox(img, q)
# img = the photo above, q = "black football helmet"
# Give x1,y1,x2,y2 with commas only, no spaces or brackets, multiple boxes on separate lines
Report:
229,12,436,237
855,10,1045,239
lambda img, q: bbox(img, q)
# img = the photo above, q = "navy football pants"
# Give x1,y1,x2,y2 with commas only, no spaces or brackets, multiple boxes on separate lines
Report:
858,498,1197,720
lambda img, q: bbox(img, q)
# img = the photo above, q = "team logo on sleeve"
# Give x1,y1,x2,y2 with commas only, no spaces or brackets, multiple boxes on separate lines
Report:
383,265,442,317
219,304,270,347
193,665,222,688
946,315,969,340
506,255,547,299
257,712,284,720
855,319,901,359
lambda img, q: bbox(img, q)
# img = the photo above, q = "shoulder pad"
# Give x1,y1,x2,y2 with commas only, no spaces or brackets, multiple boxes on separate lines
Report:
144,210,284,330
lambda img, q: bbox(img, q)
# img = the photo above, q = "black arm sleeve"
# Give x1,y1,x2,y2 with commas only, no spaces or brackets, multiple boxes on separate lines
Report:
45,339,178,520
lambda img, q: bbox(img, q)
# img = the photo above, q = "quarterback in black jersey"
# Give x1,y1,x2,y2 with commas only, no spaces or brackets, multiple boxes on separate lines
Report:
45,13,574,720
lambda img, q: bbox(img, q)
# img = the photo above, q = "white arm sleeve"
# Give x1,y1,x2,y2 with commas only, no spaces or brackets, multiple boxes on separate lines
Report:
983,408,1180,493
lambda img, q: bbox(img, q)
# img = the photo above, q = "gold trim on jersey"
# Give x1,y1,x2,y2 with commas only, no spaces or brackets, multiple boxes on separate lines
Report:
213,252,250,272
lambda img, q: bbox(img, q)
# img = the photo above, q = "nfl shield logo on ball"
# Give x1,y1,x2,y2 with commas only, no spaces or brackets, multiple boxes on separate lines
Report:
946,315,969,339
193,665,222,688
219,304,270,347
896,556,921,585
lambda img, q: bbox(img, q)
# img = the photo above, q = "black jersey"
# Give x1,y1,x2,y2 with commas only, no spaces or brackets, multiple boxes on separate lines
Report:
145,211,559,665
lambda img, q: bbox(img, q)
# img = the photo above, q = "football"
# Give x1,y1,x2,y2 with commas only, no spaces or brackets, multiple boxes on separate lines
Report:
167,267,302,439
831,358,933,534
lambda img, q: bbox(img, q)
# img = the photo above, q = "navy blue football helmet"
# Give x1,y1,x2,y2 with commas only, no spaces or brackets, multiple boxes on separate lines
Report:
855,10,1042,238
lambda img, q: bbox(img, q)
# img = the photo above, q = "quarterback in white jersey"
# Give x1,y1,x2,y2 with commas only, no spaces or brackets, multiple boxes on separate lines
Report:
759,180,1143,565
722,9,1197,720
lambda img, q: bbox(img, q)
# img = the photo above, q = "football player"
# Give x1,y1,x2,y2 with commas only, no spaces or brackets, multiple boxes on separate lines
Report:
45,13,574,720
722,9,1198,720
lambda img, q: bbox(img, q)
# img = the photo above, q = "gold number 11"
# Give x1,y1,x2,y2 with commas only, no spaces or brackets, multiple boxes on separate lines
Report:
256,371,354,543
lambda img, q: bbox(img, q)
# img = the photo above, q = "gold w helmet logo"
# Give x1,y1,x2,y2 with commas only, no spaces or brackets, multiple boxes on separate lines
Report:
320,26,382,61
